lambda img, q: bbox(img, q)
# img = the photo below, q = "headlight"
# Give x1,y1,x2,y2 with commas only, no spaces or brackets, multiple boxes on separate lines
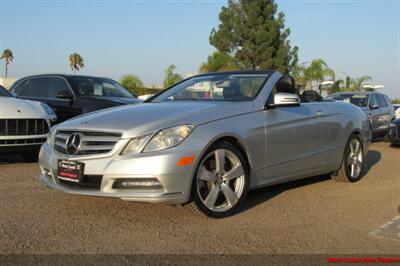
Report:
41,103,54,115
121,134,151,155
390,123,396,128
143,125,194,153
46,127,57,146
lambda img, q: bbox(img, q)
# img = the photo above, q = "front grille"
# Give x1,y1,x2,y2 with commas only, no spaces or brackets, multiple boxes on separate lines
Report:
58,175,103,189
0,138,46,145
54,130,121,156
0,119,49,136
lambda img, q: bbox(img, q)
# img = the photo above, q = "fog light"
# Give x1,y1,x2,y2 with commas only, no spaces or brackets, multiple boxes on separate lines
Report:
41,167,52,178
112,178,162,190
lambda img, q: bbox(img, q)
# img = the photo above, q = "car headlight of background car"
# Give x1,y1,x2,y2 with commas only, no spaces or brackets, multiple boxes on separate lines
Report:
121,125,194,155
389,122,396,129
41,103,55,116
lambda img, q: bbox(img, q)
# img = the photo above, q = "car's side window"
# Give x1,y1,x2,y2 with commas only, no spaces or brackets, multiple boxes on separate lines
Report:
48,77,72,98
12,80,28,96
369,94,379,108
266,77,298,106
22,78,49,97
377,94,388,107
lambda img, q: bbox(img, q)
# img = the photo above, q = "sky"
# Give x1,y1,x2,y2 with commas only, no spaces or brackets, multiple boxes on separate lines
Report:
0,0,399,98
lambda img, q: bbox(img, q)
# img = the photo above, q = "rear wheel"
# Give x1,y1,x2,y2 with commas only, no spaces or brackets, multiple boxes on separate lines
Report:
190,142,249,218
332,134,364,182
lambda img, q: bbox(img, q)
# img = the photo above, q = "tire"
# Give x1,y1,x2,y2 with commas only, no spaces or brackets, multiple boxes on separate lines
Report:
189,142,249,218
331,134,364,183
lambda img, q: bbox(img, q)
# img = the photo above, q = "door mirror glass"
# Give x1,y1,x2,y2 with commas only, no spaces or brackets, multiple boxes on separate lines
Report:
266,93,300,109
57,90,73,99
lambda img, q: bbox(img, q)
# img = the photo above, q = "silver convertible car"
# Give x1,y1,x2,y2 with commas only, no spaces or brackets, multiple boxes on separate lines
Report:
39,71,371,218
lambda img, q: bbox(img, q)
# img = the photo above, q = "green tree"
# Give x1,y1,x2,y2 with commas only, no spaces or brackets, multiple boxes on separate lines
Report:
199,51,239,73
163,65,183,88
120,74,143,95
69,53,84,74
303,59,335,93
1,49,14,78
350,76,373,90
327,80,345,94
209,0,298,73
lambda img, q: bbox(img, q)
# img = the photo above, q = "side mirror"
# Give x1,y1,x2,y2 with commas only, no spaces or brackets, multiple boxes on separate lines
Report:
369,103,379,110
57,90,73,99
265,93,300,109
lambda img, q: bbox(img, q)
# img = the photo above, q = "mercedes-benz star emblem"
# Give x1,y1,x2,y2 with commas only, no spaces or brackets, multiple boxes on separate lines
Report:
66,133,82,155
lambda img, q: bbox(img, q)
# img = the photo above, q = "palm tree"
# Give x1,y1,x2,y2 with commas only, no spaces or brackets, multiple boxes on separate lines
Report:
1,49,14,78
199,51,239,73
69,53,84,74
350,76,373,90
163,65,183,88
327,79,345,94
303,59,335,94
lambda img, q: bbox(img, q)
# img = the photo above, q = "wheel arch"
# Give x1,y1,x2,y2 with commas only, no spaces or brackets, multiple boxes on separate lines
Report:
187,133,253,202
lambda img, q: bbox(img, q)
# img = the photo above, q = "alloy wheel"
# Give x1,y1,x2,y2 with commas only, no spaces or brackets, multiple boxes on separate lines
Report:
347,138,363,179
196,148,245,212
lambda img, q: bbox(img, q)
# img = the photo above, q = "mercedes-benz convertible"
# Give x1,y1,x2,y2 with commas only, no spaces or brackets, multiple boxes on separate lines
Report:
39,71,371,218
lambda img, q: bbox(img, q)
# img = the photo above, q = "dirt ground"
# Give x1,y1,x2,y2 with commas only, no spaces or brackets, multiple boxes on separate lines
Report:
0,142,399,256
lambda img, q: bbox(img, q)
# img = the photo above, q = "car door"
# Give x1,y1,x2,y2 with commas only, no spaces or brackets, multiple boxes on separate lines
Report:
14,77,77,123
377,94,392,130
263,88,330,182
44,77,79,122
368,94,383,133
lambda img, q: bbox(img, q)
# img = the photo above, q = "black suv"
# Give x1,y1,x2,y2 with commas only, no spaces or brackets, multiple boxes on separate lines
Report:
11,74,141,123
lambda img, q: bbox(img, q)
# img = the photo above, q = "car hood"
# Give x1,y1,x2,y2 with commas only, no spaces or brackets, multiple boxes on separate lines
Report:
83,96,142,105
0,97,49,119
57,101,253,138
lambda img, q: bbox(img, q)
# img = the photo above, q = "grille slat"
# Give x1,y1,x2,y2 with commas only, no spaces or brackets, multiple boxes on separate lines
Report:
54,130,121,156
58,175,103,189
0,119,49,136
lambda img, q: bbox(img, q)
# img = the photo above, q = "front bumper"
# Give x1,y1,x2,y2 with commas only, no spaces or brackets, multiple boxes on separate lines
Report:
38,136,208,204
389,125,400,145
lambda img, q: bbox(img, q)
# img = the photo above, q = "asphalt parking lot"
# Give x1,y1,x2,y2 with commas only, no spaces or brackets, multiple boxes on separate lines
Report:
0,142,399,255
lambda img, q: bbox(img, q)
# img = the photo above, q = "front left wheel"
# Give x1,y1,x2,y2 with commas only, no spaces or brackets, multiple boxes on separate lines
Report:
190,142,249,218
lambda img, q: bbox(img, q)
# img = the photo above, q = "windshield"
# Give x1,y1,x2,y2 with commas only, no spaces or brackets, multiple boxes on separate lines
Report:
68,77,133,98
0,86,11,97
151,73,269,103
328,93,369,107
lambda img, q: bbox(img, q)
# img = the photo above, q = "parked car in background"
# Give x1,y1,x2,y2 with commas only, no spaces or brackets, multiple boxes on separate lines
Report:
0,84,56,160
11,75,142,123
393,104,400,119
388,118,400,146
326,91,394,137
38,71,371,218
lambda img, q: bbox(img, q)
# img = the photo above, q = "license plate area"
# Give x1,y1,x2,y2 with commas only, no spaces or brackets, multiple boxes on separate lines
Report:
57,160,85,183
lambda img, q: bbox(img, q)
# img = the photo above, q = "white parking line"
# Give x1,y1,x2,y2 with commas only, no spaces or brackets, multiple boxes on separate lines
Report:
370,215,400,242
